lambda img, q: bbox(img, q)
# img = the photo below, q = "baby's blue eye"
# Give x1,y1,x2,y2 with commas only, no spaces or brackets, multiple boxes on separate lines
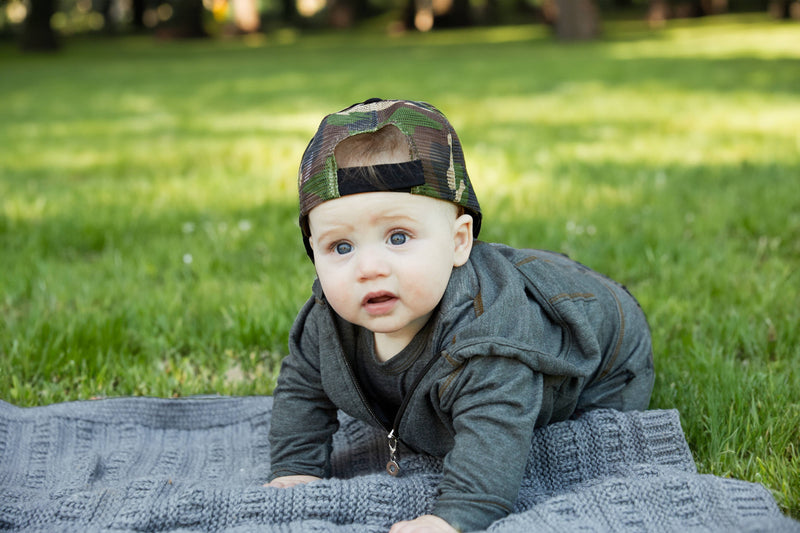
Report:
335,242,353,255
389,232,407,246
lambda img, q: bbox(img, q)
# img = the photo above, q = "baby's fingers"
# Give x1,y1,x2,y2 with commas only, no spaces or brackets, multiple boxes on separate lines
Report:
264,475,321,488
389,515,457,533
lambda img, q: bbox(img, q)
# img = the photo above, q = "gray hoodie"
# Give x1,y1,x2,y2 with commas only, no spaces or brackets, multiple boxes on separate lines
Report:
269,241,654,531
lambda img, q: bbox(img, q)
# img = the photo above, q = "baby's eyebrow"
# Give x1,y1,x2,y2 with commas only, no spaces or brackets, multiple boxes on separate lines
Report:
370,212,419,225
311,222,354,242
312,212,420,242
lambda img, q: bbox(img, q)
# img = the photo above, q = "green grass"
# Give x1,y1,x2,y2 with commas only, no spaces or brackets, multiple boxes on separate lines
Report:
2,14,799,519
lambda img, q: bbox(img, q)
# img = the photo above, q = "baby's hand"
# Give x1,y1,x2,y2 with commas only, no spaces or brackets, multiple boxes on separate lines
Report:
264,475,321,488
389,515,457,533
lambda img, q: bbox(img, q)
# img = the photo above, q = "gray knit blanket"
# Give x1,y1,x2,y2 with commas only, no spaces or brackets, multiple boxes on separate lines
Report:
1,396,797,532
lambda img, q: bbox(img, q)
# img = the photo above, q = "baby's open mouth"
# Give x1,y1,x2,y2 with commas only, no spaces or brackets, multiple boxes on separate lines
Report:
362,292,398,314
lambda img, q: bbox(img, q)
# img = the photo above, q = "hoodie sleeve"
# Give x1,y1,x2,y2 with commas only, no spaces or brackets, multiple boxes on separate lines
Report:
269,297,340,481
432,356,542,532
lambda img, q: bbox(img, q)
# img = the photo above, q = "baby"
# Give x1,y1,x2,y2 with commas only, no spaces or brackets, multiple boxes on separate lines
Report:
267,98,654,532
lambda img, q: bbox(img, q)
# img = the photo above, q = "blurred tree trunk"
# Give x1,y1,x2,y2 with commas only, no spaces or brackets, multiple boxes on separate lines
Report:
132,0,147,30
435,0,471,27
160,0,208,37
20,0,59,51
327,0,372,28
97,0,116,34
769,0,794,17
647,0,669,26
176,0,207,36
685,0,708,16
554,0,600,40
280,0,299,24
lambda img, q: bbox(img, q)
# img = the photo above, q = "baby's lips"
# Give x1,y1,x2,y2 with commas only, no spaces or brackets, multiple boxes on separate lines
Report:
362,291,397,306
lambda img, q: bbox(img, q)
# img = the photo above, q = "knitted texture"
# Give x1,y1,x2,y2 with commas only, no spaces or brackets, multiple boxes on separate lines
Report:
0,397,797,532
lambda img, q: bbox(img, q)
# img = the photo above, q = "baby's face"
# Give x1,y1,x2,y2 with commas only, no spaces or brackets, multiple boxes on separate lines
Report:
308,192,472,358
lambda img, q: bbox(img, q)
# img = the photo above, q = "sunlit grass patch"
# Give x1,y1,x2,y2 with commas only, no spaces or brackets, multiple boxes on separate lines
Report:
609,15,800,59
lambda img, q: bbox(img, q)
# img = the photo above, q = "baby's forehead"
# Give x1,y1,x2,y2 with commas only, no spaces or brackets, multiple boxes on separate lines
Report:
324,191,456,211
308,191,457,228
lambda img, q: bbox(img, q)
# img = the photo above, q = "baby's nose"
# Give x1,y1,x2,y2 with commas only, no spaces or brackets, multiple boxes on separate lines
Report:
356,247,391,280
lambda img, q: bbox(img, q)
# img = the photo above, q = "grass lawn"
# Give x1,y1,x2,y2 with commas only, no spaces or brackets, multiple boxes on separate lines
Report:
1,13,799,519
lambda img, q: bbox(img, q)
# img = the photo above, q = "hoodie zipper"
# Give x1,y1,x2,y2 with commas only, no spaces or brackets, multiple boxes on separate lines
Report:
341,346,441,477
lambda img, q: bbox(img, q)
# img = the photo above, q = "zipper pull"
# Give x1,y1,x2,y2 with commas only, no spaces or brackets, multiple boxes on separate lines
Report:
386,429,400,476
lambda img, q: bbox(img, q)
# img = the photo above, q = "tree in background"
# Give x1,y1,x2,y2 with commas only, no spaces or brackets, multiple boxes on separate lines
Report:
129,0,147,30
5,0,798,50
769,0,799,18
159,0,208,37
553,0,600,39
19,0,60,49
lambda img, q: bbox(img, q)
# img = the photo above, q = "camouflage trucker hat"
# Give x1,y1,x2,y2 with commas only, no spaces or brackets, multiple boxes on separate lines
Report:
298,98,482,259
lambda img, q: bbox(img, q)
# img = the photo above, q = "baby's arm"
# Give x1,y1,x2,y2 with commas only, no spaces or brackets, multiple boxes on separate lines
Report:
386,358,539,532
430,357,541,531
269,298,340,481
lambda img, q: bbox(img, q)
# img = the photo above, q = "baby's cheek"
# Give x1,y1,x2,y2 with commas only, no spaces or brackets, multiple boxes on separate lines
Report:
329,294,354,319
318,284,352,318
407,280,445,313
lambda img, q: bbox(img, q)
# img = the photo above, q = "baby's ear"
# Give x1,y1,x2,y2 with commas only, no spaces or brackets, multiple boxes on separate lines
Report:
453,214,474,267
